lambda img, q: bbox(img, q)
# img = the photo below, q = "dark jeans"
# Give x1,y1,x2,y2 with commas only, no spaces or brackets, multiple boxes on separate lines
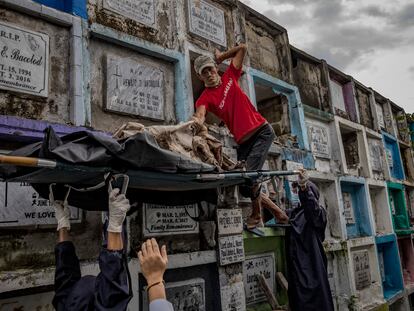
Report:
53,241,132,311
237,123,276,198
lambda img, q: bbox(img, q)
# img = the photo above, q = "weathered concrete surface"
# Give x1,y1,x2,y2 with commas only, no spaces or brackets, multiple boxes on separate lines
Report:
89,38,176,132
341,131,359,169
355,86,374,130
245,21,291,83
0,7,71,124
88,0,178,50
0,210,101,272
184,0,237,52
291,56,330,112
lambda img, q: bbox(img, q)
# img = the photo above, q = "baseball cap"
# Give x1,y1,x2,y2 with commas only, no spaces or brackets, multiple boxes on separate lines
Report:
194,55,216,75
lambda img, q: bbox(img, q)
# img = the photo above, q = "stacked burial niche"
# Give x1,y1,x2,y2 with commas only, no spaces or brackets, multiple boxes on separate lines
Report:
328,66,358,122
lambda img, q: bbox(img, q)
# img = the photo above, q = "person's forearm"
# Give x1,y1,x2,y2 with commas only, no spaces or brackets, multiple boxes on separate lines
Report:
58,228,70,242
107,231,123,251
148,282,166,302
216,44,247,63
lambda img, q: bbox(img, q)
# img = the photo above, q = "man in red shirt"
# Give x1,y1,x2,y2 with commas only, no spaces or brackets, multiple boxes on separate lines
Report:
192,44,289,227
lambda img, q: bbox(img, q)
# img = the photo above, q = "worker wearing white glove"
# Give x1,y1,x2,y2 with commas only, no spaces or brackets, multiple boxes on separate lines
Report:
50,192,71,231
108,188,130,233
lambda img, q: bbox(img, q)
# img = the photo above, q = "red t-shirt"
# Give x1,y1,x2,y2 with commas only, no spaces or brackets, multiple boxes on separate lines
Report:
195,62,266,143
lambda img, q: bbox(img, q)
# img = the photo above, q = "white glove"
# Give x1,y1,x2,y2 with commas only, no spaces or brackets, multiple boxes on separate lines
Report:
52,199,71,231
108,188,130,233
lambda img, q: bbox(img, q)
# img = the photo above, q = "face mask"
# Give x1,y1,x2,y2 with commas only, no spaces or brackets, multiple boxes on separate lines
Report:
204,73,221,88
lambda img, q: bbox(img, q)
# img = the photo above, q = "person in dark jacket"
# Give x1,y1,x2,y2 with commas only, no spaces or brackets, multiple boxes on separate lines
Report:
51,187,132,310
286,169,334,311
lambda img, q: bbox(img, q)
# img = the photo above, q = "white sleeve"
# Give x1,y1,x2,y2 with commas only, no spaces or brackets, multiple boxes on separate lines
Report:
149,299,174,311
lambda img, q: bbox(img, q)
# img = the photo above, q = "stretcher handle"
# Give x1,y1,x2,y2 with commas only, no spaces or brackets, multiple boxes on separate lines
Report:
0,155,56,168
108,174,129,195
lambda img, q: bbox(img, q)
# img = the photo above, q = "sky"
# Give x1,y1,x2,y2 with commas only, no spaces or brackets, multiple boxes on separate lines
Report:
240,0,414,113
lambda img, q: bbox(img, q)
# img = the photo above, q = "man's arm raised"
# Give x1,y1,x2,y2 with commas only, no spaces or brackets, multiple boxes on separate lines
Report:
215,43,247,70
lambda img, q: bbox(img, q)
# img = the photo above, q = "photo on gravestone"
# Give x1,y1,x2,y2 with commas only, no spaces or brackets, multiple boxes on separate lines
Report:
142,203,199,237
353,250,371,290
142,278,206,311
220,281,246,311
306,123,330,159
105,56,165,120
139,263,221,310
342,192,356,225
217,208,243,236
242,253,276,305
218,235,245,266
0,182,81,227
0,21,49,97
187,0,227,47
103,0,157,28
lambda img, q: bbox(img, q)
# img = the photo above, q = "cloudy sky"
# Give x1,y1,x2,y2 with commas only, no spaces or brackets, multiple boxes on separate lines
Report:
240,0,414,113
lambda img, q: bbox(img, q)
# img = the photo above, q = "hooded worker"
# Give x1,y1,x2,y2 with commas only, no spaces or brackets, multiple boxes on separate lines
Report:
285,169,334,311
191,45,289,228
51,187,132,310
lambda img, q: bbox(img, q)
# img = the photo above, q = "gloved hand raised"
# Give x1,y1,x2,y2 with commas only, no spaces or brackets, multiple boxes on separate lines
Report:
108,188,130,233
49,192,71,231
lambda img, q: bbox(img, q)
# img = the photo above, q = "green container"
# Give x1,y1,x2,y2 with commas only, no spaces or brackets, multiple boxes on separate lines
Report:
243,227,287,311
387,182,413,236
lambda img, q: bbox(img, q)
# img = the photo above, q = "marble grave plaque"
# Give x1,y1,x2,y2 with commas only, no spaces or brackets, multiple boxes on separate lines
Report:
103,0,157,28
376,103,385,129
0,182,81,227
353,250,371,290
342,192,355,225
368,139,383,172
0,22,49,97
220,281,246,311
143,203,199,237
106,56,164,120
307,123,330,158
217,208,243,236
218,234,245,265
243,253,275,305
188,0,227,46
143,278,205,311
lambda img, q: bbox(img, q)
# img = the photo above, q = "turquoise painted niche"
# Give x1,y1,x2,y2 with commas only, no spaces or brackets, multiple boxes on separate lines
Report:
247,68,314,169
382,131,405,180
375,234,404,301
340,178,373,239
387,182,412,236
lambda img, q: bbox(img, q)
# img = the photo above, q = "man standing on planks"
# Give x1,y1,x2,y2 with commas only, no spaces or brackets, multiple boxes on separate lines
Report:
192,43,289,228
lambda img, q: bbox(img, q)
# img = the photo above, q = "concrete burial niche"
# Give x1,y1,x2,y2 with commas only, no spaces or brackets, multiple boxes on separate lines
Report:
328,66,358,122
290,47,331,113
355,82,375,131
309,173,345,241
399,143,414,182
325,244,352,311
374,92,395,136
387,182,412,236
405,186,414,226
243,228,288,308
397,236,414,291
139,262,221,311
33,0,87,18
335,117,370,177
366,129,389,180
368,181,394,236
389,295,411,311
390,103,411,144
347,238,385,310
375,234,404,302
383,132,405,181
243,3,292,83
340,177,374,239
305,117,341,174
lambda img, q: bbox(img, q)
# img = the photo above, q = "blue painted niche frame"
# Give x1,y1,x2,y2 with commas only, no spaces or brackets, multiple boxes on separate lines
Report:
382,131,405,180
375,234,404,301
88,23,191,123
339,176,374,239
33,0,87,18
